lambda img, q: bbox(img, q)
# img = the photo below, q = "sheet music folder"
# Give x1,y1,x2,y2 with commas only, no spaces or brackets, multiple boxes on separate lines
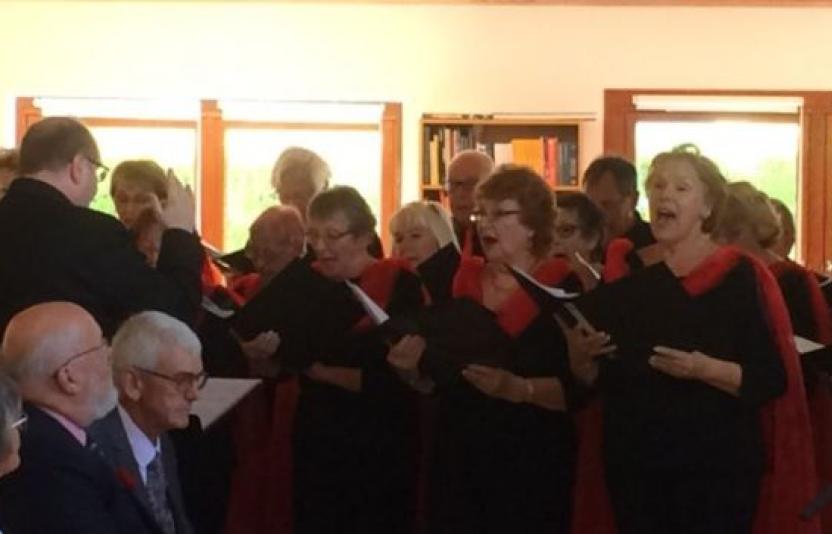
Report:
191,378,262,428
511,262,699,363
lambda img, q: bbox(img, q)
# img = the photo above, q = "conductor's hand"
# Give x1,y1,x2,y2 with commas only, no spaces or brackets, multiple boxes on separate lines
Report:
161,169,196,232
462,364,525,403
556,315,615,386
649,346,706,380
241,331,281,361
386,335,426,372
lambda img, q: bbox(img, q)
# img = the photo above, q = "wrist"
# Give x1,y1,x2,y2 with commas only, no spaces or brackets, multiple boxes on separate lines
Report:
691,351,710,381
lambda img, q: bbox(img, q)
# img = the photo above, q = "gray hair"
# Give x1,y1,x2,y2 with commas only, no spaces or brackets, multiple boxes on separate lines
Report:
0,374,20,458
271,147,331,194
390,201,459,251
111,311,201,371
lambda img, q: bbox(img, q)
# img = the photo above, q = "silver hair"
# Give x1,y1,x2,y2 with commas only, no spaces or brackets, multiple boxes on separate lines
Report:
0,373,20,458
271,147,331,194
3,327,83,384
111,311,201,371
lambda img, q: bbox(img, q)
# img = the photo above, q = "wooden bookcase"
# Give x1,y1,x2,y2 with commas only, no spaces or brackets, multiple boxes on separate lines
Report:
419,114,587,203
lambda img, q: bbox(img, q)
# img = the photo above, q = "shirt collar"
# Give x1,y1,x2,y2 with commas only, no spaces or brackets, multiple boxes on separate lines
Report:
117,404,160,471
39,406,87,447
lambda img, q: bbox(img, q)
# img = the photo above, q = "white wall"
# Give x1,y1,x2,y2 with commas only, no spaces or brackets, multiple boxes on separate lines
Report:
2,1,832,201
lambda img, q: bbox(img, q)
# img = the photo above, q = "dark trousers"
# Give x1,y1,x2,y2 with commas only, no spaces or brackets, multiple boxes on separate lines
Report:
606,466,761,534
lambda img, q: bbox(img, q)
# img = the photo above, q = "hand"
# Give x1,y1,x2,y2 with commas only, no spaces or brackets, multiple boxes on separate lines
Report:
648,346,706,380
160,169,196,232
462,364,526,403
241,331,280,361
386,335,426,372
304,362,329,383
555,315,615,386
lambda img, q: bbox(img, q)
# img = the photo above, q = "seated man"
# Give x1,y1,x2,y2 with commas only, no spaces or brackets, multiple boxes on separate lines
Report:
0,302,155,533
90,311,203,534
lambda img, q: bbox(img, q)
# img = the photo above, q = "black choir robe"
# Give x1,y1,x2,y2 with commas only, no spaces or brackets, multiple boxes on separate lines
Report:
421,256,579,534
291,259,424,534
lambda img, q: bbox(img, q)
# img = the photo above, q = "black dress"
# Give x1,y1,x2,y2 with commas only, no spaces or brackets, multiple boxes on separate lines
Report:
600,245,787,534
291,259,424,534
422,256,578,534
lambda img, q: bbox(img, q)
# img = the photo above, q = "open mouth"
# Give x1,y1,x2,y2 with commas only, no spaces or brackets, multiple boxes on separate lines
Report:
481,235,499,247
655,207,677,223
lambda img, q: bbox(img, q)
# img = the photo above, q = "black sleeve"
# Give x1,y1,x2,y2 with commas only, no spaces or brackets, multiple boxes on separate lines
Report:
734,265,787,407
81,217,203,332
778,269,818,341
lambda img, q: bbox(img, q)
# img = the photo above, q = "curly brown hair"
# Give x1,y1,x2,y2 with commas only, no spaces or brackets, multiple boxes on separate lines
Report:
476,164,555,258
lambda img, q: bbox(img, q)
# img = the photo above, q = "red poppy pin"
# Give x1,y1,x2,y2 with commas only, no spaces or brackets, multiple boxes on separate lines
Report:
115,466,137,491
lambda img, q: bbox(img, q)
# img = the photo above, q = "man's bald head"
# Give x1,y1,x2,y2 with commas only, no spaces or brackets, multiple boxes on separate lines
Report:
1,302,115,427
247,206,305,282
446,150,494,225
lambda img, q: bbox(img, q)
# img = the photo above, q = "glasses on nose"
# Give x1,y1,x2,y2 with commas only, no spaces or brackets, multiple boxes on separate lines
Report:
11,414,27,433
133,366,208,394
469,209,521,225
446,178,479,193
86,157,110,183
305,229,351,246
554,224,579,239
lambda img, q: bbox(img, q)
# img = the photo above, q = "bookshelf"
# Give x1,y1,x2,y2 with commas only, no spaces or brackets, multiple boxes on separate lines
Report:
419,113,588,203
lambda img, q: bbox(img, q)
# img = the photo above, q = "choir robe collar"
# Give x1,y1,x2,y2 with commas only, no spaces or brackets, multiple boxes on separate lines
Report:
451,255,573,337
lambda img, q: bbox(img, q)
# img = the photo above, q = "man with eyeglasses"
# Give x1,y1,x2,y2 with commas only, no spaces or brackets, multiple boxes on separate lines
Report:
0,116,203,338
445,150,494,257
0,301,158,533
90,311,202,534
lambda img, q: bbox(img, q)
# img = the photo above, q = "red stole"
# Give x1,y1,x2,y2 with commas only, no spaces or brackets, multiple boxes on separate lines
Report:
573,239,820,534
451,256,573,337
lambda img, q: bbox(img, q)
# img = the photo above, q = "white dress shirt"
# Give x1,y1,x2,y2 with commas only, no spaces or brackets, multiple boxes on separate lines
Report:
117,405,161,485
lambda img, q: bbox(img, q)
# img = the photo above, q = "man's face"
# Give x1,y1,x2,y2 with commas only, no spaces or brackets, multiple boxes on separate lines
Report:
135,345,203,432
245,223,296,281
275,175,315,219
447,162,484,226
585,172,637,239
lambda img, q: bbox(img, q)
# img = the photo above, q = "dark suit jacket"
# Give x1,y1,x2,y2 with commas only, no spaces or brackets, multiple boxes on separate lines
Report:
89,409,194,534
0,404,160,534
0,178,203,337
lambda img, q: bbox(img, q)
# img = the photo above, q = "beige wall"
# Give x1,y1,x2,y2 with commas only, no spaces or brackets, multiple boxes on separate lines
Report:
2,1,832,202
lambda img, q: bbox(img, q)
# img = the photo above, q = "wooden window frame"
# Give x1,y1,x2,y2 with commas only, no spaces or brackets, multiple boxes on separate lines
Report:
604,89,832,271
16,97,402,253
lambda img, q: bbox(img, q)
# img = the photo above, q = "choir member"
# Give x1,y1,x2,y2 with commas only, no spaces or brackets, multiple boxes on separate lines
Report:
388,165,580,533
553,192,605,290
390,200,460,303
292,186,424,533
570,145,818,534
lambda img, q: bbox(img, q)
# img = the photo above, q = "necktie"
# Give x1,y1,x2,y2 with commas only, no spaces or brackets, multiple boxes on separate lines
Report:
146,452,176,534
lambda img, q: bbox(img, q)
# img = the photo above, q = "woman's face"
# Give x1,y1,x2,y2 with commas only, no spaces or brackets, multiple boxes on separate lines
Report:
113,182,160,229
307,211,372,280
392,222,440,267
476,198,533,264
647,158,711,246
551,208,597,260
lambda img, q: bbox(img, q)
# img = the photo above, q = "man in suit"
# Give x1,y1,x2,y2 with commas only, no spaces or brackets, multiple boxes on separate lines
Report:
0,116,203,337
90,311,203,534
0,301,161,533
446,150,494,257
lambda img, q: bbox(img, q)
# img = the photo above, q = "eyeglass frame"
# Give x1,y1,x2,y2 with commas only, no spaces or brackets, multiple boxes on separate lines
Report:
469,209,522,225
85,157,110,183
11,414,27,433
54,340,109,378
132,366,208,394
305,228,353,246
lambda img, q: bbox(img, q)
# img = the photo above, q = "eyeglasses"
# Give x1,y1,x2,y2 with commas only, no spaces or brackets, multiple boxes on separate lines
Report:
85,157,110,183
11,414,27,433
133,366,208,394
469,209,521,225
554,224,579,239
446,178,479,193
305,229,352,246
55,340,109,377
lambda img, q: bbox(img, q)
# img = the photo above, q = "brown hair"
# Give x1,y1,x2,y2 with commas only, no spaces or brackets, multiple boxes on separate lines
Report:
18,117,98,175
476,164,555,258
645,144,727,233
307,185,376,237
110,160,168,201
714,181,781,249
0,149,18,174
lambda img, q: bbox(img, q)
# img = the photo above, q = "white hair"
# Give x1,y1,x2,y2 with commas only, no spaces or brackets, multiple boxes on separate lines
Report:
111,311,201,371
390,201,459,251
2,326,84,383
270,147,331,193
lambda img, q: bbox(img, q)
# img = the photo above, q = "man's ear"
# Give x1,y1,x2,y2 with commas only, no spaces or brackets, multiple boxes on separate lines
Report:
68,154,86,187
119,370,143,402
54,365,82,396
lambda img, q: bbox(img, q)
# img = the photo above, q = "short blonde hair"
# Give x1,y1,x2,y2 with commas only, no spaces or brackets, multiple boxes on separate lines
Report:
715,181,781,249
390,201,458,251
